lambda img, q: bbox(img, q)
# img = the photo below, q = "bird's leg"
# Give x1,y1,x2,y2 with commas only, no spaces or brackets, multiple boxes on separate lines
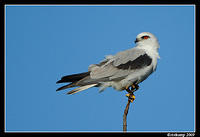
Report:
130,84,139,92
125,85,135,103
125,84,139,102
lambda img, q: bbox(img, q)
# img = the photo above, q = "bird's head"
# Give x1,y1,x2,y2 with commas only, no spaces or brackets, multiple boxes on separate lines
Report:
135,32,159,49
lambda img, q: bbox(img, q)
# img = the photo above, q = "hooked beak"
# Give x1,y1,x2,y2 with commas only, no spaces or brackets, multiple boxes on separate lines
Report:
135,38,139,43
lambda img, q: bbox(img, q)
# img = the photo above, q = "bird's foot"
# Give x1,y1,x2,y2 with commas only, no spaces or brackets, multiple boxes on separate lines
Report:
126,93,135,103
124,84,139,103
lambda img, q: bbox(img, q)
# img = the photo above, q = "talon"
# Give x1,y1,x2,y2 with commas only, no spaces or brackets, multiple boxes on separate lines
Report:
130,99,134,103
126,93,135,103
130,94,135,100
126,93,130,97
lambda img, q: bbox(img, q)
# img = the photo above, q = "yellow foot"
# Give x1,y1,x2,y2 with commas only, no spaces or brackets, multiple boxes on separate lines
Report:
126,93,135,103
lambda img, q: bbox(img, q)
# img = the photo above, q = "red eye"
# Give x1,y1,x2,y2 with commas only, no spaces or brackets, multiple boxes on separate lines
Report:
143,36,149,39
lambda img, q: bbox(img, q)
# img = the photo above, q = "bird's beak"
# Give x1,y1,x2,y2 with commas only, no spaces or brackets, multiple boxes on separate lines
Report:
135,38,139,43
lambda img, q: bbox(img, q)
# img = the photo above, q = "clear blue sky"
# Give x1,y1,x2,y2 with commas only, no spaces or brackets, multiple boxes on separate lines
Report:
5,5,195,132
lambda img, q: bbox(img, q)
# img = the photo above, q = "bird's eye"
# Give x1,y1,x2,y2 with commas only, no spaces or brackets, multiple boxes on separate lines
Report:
142,35,150,39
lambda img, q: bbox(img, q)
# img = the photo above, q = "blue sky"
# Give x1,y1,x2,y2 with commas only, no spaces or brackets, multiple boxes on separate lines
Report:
5,5,195,132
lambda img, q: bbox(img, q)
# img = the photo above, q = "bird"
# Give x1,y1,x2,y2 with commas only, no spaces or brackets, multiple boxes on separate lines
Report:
56,32,160,101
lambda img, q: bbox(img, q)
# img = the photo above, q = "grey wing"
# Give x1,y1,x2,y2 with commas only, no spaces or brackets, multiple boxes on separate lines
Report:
90,48,152,81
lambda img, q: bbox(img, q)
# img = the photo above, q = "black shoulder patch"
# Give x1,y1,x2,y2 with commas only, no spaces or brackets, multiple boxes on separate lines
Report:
116,54,152,70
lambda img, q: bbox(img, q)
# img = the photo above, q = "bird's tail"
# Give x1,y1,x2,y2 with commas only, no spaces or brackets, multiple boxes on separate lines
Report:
66,84,97,95
56,82,76,91
56,72,98,94
56,72,90,84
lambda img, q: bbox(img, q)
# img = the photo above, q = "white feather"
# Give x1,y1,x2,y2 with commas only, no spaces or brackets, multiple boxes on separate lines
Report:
67,84,97,95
